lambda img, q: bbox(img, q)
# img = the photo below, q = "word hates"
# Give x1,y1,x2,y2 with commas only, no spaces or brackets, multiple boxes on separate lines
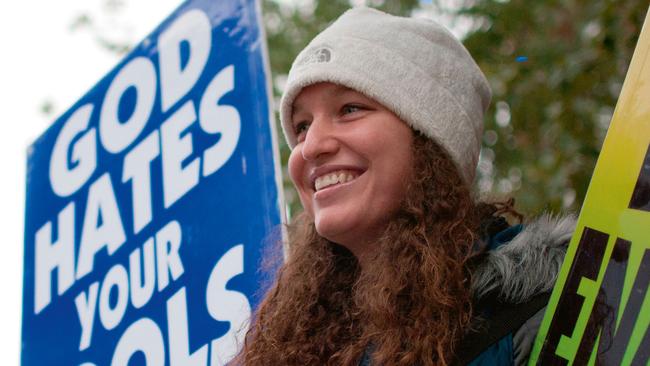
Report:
35,9,240,314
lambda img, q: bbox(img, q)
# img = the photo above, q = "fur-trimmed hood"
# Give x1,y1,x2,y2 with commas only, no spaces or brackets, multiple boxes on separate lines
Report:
471,214,577,304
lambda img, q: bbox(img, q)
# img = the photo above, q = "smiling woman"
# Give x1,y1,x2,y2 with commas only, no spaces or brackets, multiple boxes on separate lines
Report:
234,6,575,366
288,83,414,262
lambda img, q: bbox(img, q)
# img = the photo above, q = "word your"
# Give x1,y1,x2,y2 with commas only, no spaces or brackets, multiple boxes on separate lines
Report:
75,220,184,351
76,229,250,366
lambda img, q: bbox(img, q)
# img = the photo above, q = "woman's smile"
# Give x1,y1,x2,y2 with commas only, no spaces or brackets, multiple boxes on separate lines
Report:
312,168,365,203
313,169,360,192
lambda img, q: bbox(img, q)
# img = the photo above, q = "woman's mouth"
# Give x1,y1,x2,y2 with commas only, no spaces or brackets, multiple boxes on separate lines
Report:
314,170,360,191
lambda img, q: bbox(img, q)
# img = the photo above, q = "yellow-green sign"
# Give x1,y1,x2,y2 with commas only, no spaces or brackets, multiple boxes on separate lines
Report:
529,7,650,365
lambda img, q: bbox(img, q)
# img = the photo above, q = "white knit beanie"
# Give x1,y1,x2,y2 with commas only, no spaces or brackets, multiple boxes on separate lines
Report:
280,7,491,185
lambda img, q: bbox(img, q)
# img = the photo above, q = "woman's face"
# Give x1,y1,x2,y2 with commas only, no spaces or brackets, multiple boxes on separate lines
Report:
288,82,414,259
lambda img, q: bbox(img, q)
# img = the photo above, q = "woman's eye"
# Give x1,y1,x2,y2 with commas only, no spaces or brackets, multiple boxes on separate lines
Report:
341,104,362,115
294,121,309,137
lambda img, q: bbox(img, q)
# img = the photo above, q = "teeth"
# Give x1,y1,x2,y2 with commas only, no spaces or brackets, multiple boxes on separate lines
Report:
314,170,358,191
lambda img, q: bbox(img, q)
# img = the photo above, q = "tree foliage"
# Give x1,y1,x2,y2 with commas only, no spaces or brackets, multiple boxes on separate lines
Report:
264,0,648,216
459,0,647,214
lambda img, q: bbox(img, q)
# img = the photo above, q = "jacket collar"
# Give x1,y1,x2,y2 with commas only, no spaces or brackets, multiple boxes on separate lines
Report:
471,214,576,303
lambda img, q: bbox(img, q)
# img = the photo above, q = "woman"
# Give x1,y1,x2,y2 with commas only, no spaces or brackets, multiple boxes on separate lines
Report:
237,7,574,366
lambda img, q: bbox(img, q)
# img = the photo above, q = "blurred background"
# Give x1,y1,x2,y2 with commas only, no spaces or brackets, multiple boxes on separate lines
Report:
262,0,646,216
1,0,647,363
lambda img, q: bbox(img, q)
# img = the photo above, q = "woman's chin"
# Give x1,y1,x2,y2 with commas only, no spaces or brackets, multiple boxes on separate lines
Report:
314,218,347,243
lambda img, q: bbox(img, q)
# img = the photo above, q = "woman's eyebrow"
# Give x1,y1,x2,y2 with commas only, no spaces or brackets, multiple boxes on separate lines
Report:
331,85,355,97
291,85,359,120
291,104,305,122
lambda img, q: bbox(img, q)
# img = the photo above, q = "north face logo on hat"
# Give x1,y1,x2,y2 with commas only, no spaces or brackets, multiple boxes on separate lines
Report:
297,47,333,66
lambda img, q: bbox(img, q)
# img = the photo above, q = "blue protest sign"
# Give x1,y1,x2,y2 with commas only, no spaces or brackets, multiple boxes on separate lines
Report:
21,0,283,365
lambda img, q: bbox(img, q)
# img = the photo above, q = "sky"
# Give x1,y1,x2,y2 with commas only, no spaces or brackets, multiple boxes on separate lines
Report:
0,0,183,363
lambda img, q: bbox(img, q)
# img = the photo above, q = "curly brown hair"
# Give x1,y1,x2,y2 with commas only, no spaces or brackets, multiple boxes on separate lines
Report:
235,133,496,366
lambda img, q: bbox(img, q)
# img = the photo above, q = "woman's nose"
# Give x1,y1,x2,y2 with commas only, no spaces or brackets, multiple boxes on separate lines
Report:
300,117,339,161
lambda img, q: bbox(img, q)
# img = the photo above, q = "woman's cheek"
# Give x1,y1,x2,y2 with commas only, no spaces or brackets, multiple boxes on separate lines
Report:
287,147,303,188
287,146,313,214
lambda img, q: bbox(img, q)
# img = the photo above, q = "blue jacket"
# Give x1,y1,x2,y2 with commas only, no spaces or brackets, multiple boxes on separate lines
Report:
359,215,575,366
